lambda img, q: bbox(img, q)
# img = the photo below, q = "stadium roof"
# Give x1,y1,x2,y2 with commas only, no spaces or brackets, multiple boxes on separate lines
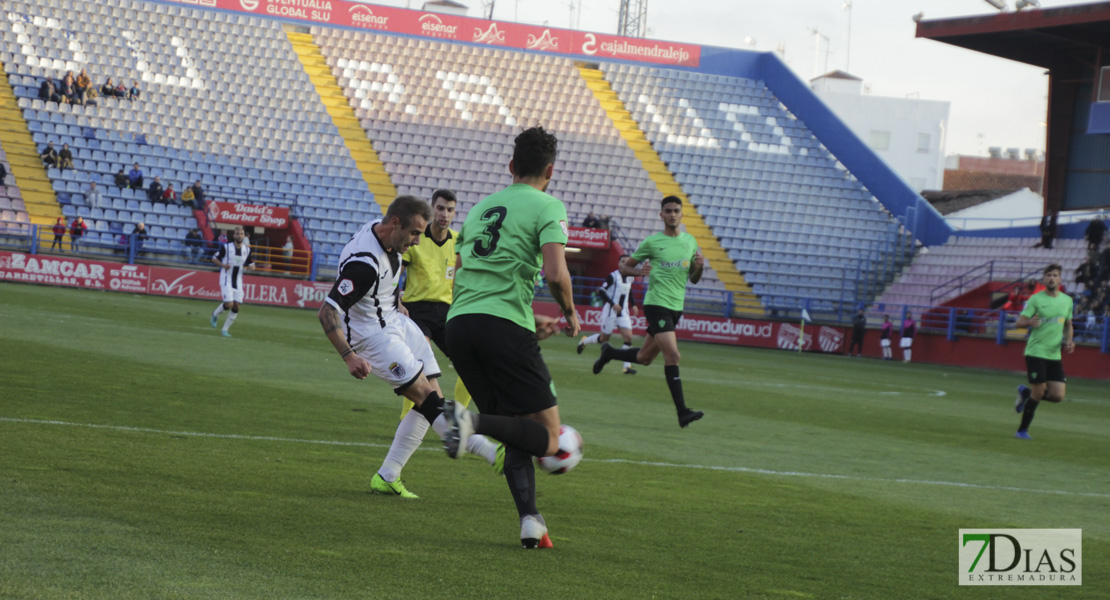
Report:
915,2,1110,68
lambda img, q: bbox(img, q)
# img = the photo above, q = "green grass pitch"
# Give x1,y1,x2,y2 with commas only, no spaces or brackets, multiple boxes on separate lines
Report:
1,283,1107,599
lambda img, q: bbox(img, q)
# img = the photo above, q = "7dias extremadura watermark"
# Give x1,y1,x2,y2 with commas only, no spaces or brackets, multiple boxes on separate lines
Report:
959,529,1081,586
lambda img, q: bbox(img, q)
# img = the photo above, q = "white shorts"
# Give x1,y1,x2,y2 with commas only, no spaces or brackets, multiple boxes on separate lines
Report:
600,304,633,335
221,283,244,304
352,315,441,392
880,339,891,348
900,337,913,349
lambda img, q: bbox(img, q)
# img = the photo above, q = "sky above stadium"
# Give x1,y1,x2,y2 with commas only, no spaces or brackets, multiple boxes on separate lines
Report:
376,0,1107,158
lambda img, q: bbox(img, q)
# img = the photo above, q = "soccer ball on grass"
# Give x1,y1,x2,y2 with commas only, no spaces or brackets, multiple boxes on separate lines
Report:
535,424,583,475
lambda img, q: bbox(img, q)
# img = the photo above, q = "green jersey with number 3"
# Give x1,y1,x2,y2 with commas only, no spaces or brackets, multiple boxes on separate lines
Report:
631,231,699,312
448,183,569,332
1020,290,1073,360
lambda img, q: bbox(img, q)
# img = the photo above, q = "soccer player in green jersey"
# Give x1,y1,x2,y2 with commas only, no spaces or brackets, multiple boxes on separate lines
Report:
592,195,706,428
1013,263,1074,440
442,126,581,549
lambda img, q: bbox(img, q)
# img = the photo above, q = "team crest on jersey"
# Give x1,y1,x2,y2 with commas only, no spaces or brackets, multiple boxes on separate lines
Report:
389,362,406,378
560,220,569,237
337,279,354,295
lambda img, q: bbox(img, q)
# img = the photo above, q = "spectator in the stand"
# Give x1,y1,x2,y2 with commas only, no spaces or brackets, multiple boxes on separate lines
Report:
57,144,74,170
51,217,67,250
75,69,91,104
1035,211,1058,249
900,311,916,363
40,142,58,168
185,228,204,263
162,183,177,204
848,309,866,357
598,213,611,230
190,180,206,209
128,163,144,190
101,77,121,98
582,212,601,228
217,230,228,245
1086,216,1107,251
181,184,195,209
39,78,62,103
69,216,87,252
115,80,127,98
0,161,7,184
85,182,103,209
128,81,141,101
114,167,129,188
147,176,164,203
131,222,150,251
60,71,77,104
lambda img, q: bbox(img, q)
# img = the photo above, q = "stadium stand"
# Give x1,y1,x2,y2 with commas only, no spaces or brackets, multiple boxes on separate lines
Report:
600,62,914,314
875,236,1086,308
0,141,32,231
311,26,736,290
1,0,1018,322
1,0,380,256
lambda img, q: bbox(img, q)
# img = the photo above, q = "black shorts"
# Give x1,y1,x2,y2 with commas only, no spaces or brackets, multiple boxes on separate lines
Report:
405,301,449,355
644,304,683,336
1025,356,1066,384
445,314,557,416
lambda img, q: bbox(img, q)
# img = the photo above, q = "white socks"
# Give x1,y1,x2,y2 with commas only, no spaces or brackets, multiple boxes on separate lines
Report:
882,347,891,359
378,410,429,482
466,433,500,465
379,411,501,482
222,311,237,332
212,304,225,318
903,349,911,362
581,334,600,346
622,343,632,370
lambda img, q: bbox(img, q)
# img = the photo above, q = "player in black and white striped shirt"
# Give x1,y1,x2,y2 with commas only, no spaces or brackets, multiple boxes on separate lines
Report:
210,226,253,337
577,260,639,374
316,196,502,498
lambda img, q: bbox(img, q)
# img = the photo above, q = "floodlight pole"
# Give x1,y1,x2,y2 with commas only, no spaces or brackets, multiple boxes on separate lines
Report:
618,0,649,37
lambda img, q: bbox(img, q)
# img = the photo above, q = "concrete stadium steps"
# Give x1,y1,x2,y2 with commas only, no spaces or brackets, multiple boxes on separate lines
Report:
0,67,59,225
578,65,760,312
285,29,395,214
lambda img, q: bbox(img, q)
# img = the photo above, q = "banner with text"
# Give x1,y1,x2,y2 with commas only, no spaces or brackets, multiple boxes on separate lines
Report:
206,201,290,229
0,251,331,309
534,302,845,353
567,227,610,250
168,0,701,67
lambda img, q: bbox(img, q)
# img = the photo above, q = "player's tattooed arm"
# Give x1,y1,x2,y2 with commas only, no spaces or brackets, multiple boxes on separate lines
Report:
317,303,370,379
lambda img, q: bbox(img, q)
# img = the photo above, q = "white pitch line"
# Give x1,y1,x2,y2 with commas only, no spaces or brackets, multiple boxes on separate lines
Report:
2,417,1107,500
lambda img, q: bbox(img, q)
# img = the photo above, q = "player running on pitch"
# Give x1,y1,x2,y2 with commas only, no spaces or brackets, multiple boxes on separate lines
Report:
1013,263,1074,440
210,226,253,337
577,256,640,374
593,195,705,428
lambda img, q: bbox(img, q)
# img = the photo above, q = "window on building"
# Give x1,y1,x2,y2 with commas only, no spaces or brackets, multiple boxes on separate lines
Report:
917,133,932,153
869,130,890,151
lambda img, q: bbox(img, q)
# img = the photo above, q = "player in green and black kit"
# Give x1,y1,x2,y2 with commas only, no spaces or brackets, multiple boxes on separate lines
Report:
442,126,581,549
593,195,705,428
1013,263,1074,440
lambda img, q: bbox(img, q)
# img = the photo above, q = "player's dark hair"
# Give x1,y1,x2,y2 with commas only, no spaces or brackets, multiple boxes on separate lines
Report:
431,189,457,205
1044,263,1062,276
512,126,558,178
661,196,682,209
386,195,433,228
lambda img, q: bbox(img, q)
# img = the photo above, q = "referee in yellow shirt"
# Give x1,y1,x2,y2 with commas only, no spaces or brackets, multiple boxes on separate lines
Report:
399,189,472,416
